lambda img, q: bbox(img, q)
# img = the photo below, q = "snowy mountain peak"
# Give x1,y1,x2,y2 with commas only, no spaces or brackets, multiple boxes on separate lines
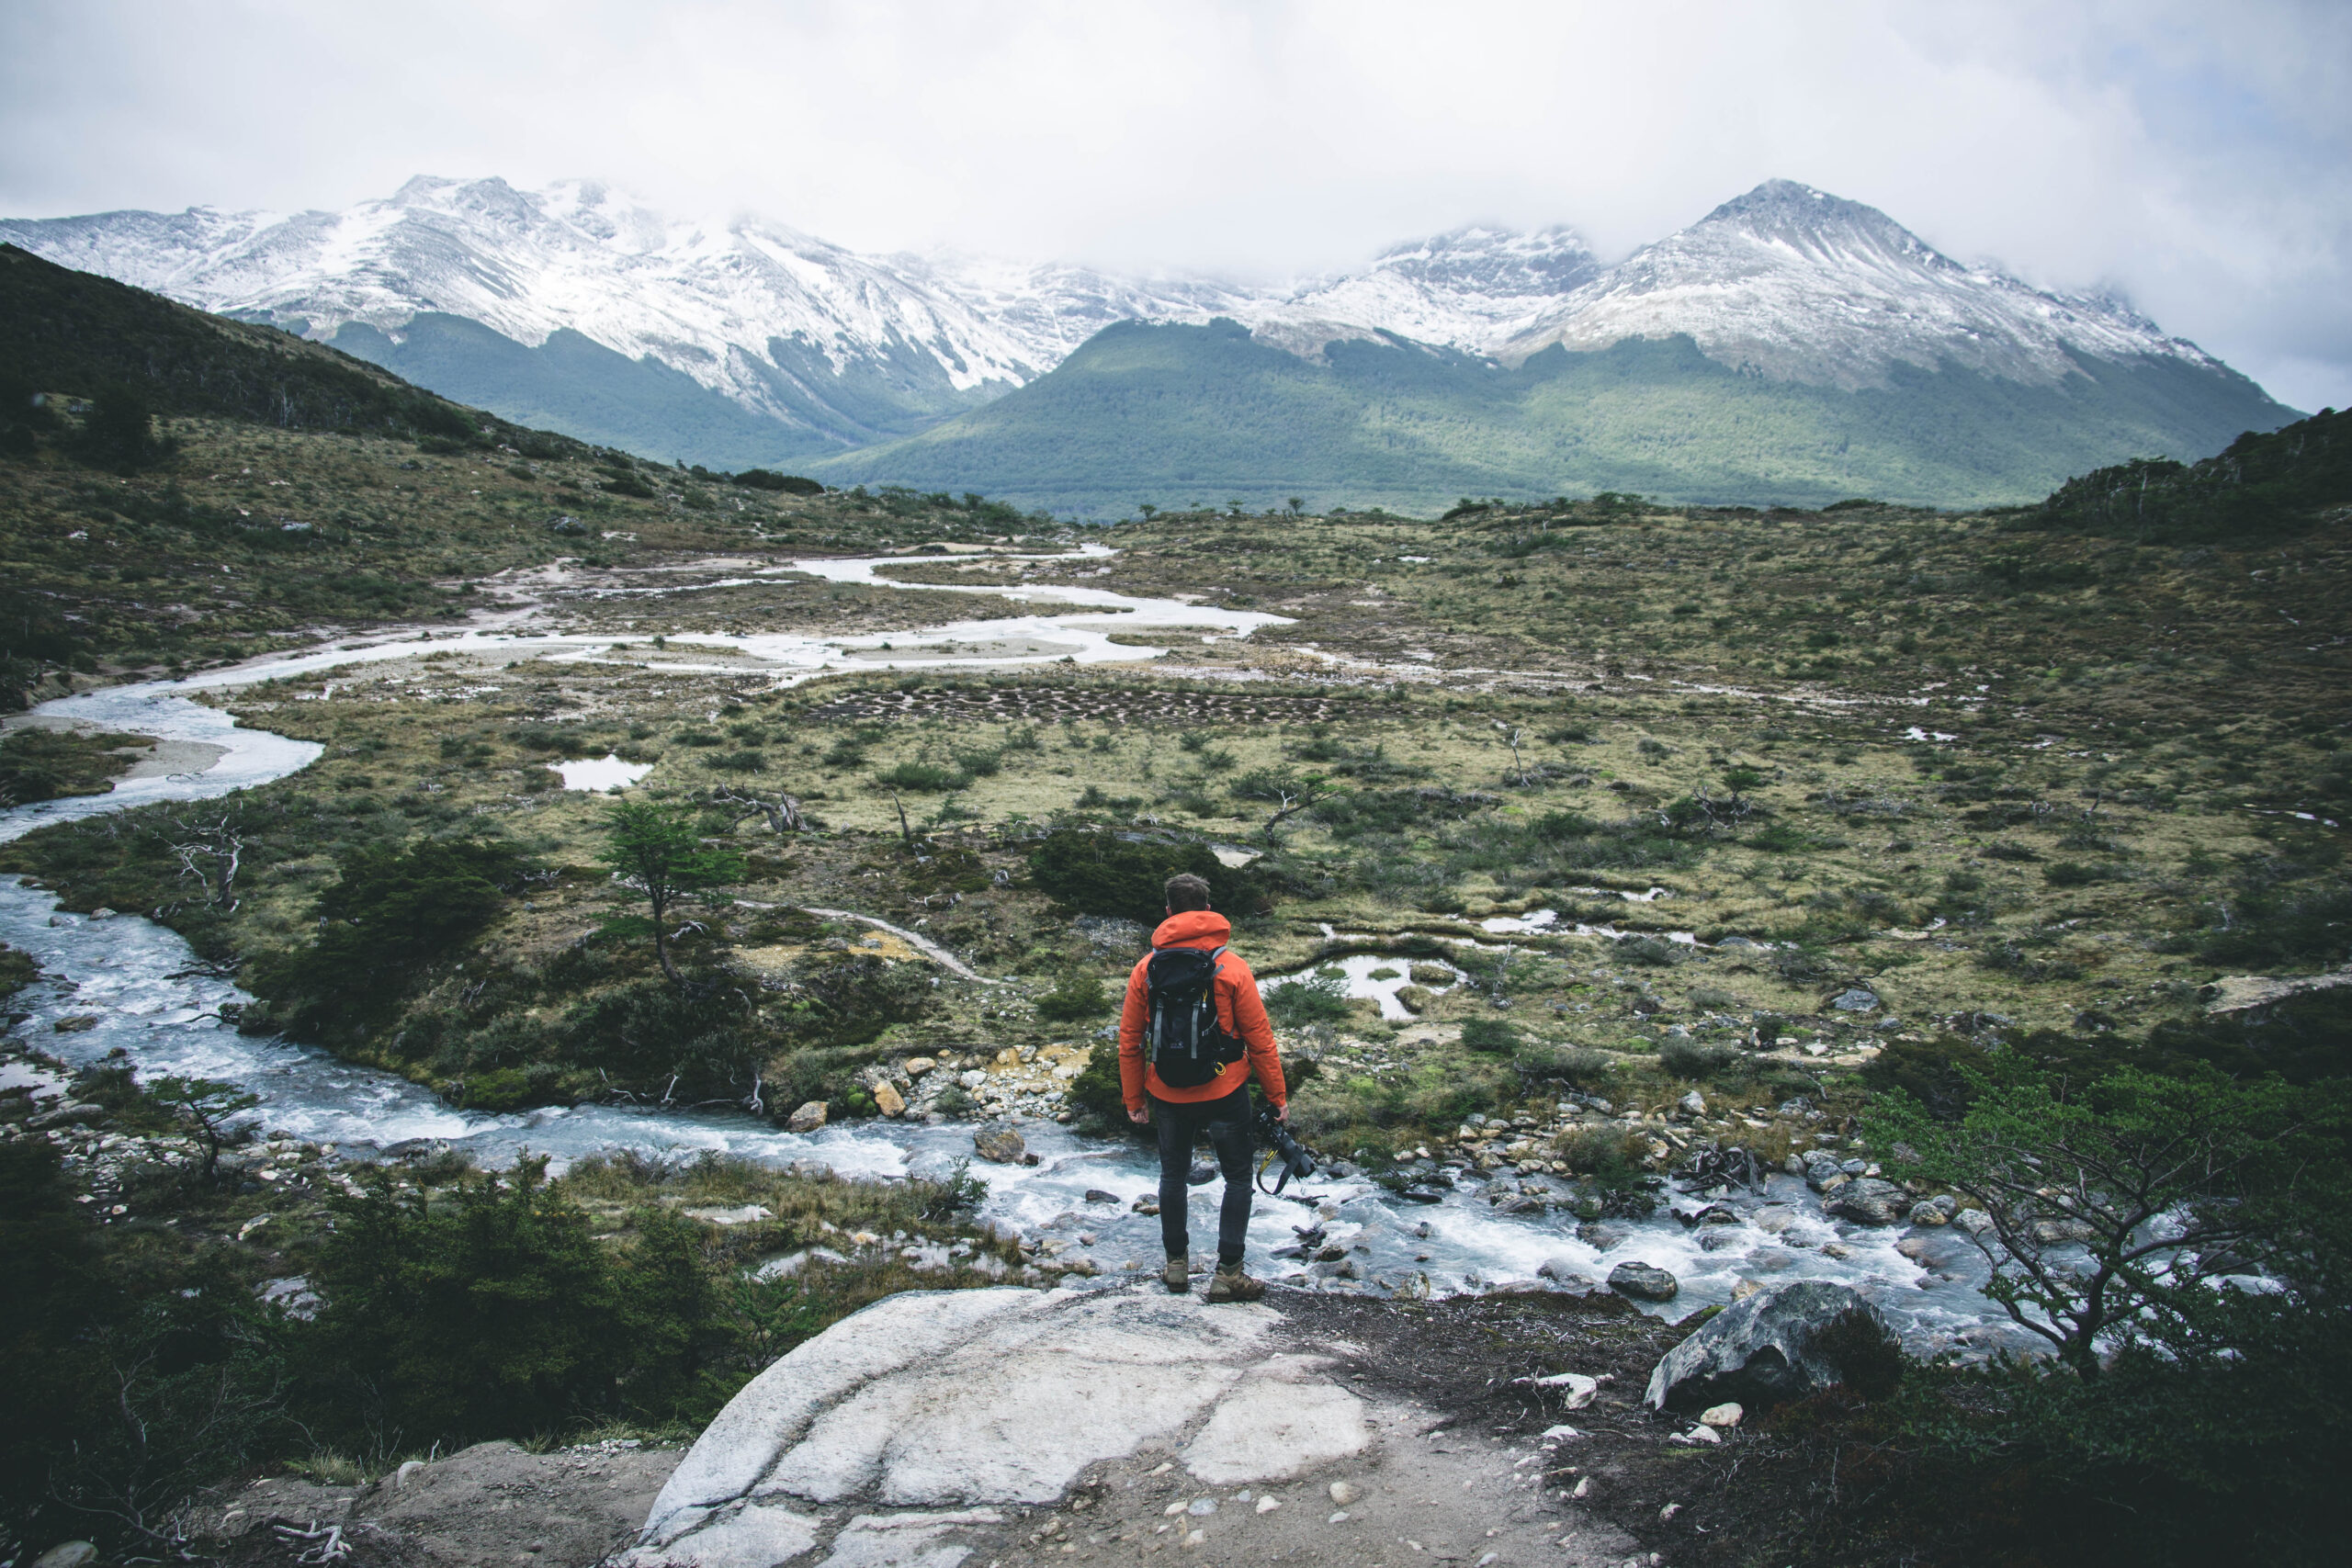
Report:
0,175,2243,460
1499,178,2212,389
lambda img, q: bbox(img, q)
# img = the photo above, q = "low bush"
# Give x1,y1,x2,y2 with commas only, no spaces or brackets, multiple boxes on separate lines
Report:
1265,967,1352,1027
875,761,970,792
1025,829,1267,924
1658,1037,1737,1080
1035,973,1111,1021
1459,1017,1521,1054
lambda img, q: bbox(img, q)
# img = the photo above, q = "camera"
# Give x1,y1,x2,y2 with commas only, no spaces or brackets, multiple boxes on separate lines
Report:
1255,1102,1317,1194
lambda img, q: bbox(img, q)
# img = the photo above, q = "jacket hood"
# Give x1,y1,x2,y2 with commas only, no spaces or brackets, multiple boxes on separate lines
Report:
1151,909,1232,948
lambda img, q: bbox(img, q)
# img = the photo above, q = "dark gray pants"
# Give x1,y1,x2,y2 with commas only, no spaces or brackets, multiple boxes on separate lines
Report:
1151,1086,1254,1266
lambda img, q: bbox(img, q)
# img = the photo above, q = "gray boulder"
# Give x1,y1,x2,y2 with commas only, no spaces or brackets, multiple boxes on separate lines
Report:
973,1124,1026,1164
1802,1151,1846,1190
1644,1280,1884,1412
1608,1260,1680,1302
1825,1178,1908,1226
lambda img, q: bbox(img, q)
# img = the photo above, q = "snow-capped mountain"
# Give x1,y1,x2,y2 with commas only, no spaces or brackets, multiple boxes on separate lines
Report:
1233,225,1602,359
1498,180,2209,389
0,175,2262,477
0,176,1253,448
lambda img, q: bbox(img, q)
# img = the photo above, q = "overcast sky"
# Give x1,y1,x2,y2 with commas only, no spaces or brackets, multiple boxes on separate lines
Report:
5,0,2346,410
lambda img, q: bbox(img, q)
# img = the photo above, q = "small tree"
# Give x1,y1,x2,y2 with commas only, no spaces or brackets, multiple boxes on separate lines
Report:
1871,1063,2350,1378
78,384,162,471
145,1077,260,1185
597,801,745,985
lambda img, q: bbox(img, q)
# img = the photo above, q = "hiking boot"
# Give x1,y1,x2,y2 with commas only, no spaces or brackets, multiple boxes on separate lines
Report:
1204,1263,1265,1303
1163,1256,1192,1293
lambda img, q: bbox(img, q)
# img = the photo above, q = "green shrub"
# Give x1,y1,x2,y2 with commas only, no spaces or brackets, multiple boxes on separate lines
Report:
1066,1043,1129,1124
2198,886,2352,970
1459,1017,1521,1054
875,761,970,792
1518,1043,1614,1086
1025,829,1267,924
1658,1037,1737,1079
1264,968,1352,1027
300,1159,735,1450
260,839,531,1038
1035,973,1111,1021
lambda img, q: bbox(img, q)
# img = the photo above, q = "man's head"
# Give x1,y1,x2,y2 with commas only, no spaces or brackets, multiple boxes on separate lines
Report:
1164,872,1212,913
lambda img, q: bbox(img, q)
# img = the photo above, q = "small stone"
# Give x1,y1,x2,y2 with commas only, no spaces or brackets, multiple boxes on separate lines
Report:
1953,1207,1993,1235
1164,1503,1187,1516
1699,1402,1744,1427
394,1458,428,1490
1906,1201,1949,1226
1183,1529,1205,1546
1681,1425,1722,1444
1659,1502,1683,1521
1187,1498,1217,1516
1608,1260,1680,1302
973,1124,1026,1163
902,1056,936,1077
1256,1495,1282,1514
1328,1480,1360,1506
872,1080,907,1118
1678,1089,1705,1116
1328,1512,1350,1524
1729,1278,1765,1302
1084,1189,1118,1204
786,1100,828,1134
1831,987,1879,1011
1531,1371,1599,1408
31,1544,98,1568
1571,1476,1593,1499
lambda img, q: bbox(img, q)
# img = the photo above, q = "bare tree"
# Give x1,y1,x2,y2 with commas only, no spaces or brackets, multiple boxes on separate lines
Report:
164,810,246,911
1495,722,1531,786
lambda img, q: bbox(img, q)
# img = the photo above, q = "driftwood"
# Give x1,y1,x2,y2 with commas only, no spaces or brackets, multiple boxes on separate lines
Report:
708,784,810,834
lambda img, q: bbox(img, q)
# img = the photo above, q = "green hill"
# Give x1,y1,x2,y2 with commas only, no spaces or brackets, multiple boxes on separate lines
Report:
2034,405,2349,541
807,318,2299,516
0,243,572,454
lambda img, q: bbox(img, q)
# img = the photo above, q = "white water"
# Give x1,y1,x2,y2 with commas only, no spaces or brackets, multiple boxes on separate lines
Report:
0,555,2036,1357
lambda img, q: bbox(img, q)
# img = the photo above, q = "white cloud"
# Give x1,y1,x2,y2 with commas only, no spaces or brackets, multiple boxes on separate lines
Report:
2,0,2344,406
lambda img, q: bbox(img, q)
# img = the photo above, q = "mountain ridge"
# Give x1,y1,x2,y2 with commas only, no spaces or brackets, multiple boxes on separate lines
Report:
2,176,2297,502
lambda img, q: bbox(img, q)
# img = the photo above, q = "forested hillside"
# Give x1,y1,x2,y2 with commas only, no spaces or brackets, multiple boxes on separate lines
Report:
810,318,2295,516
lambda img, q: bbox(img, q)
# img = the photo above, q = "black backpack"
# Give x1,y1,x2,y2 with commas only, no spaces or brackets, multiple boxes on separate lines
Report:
1146,945,1246,1088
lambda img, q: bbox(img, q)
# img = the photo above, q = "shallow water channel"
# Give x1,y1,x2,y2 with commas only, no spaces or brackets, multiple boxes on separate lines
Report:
0,555,2035,1358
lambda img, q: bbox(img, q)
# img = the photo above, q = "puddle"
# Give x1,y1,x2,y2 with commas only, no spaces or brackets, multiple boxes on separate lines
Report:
1259,953,1467,1021
548,754,654,791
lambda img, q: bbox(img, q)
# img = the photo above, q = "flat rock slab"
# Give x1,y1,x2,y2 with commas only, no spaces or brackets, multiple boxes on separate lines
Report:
626,1283,1634,1568
193,1439,682,1567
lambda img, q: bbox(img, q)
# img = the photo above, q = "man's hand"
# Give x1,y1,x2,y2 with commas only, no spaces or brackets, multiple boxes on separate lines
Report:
1274,1101,1289,1122
1128,1105,1150,1124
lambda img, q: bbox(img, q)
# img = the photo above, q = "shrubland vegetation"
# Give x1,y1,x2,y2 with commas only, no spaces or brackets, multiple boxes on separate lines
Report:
3,264,2347,1563
0,1055,1007,1558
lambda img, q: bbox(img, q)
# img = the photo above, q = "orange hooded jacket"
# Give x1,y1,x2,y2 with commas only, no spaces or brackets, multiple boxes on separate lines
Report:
1118,909,1286,1111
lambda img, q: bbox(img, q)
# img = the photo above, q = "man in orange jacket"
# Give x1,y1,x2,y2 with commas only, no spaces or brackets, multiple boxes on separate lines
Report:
1119,873,1288,1302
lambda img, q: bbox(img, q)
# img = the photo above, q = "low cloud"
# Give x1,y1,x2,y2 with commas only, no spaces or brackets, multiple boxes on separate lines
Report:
3,0,2344,407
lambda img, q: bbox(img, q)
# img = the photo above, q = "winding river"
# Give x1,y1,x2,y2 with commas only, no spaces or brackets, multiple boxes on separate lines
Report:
0,550,2030,1358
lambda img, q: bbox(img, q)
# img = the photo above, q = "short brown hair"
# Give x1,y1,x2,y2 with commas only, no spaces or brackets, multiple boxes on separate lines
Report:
1164,873,1212,911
